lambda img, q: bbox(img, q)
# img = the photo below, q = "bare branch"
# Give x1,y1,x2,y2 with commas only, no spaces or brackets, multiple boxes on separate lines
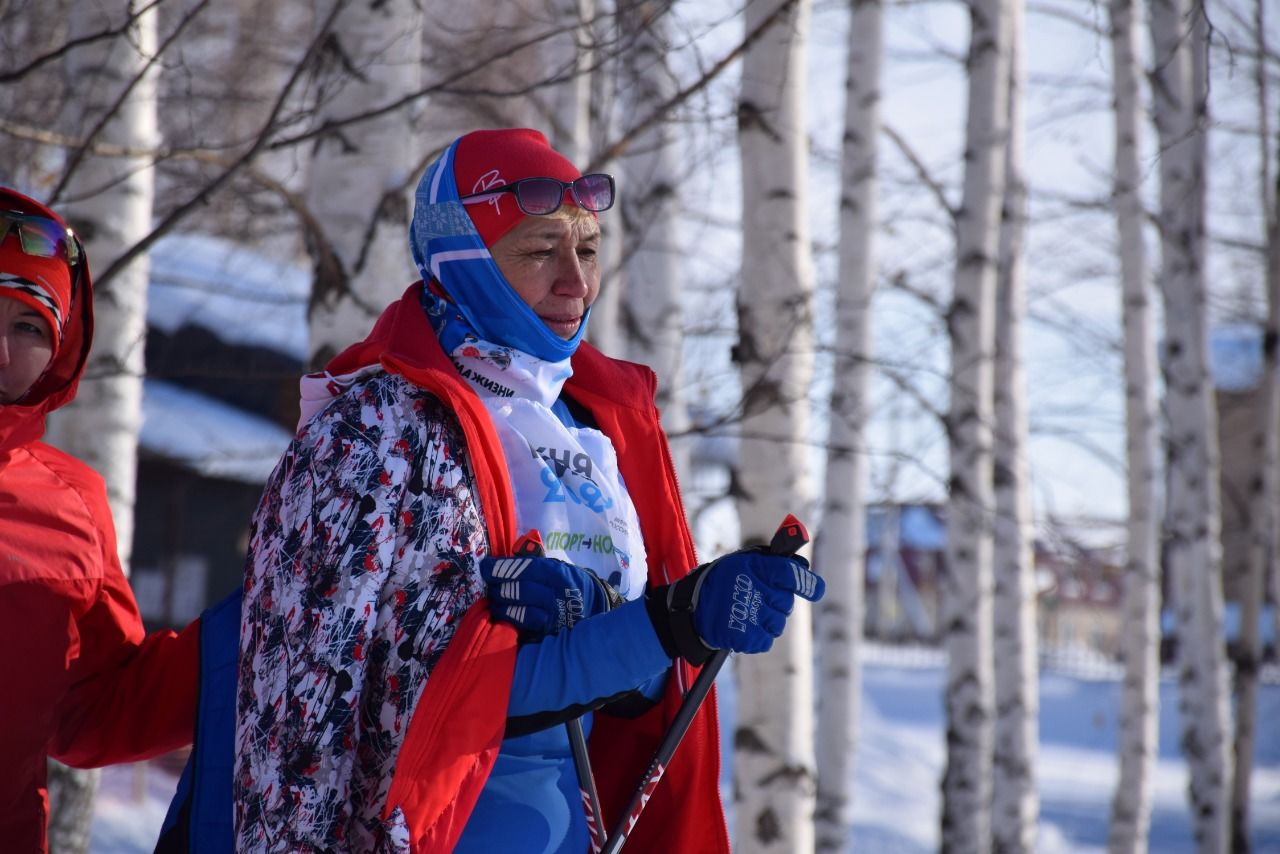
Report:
0,119,252,166
884,267,948,314
1027,422,1127,476
0,0,166,83
1258,0,1274,220
268,14,588,152
585,0,800,172
93,1,348,293
876,358,948,427
1027,1,1105,35
882,122,957,224
52,0,211,202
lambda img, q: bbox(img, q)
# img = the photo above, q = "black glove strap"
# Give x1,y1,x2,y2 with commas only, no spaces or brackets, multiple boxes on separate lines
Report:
645,565,715,667
590,572,625,612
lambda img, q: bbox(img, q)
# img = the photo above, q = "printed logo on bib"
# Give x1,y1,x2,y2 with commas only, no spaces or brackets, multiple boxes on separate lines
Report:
532,445,594,479
544,530,615,555
451,358,516,397
544,529,632,577
459,343,512,369
533,445,614,513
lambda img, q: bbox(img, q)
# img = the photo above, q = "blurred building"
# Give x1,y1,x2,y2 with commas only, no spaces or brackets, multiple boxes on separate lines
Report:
1213,324,1273,606
1034,541,1124,657
864,502,1126,656
130,234,305,628
864,503,946,642
1207,323,1278,664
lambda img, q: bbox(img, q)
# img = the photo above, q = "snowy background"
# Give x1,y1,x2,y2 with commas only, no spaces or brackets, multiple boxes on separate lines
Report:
69,4,1280,851
90,646,1280,853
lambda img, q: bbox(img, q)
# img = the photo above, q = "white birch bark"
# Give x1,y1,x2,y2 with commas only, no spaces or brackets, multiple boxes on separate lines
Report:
49,0,159,564
306,0,423,366
44,5,160,850
43,758,97,853
1148,2,1232,851
418,0,576,145
1106,1,1162,851
991,1,1036,849
615,4,691,479
1233,4,1277,846
734,0,817,850
161,0,312,262
586,160,626,357
940,0,1009,850
1263,151,1280,854
813,0,882,847
583,2,623,357
547,0,594,164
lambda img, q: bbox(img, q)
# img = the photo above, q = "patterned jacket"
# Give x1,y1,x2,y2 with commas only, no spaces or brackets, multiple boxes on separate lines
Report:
235,283,729,852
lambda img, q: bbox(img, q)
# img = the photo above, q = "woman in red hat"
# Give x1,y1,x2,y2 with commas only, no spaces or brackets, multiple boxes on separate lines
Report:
0,187,199,853
226,129,823,853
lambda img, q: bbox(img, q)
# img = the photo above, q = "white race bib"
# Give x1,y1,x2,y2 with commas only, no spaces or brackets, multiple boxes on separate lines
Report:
452,339,648,600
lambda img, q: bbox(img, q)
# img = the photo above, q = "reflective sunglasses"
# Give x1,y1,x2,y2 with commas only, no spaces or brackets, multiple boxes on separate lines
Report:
460,173,615,216
0,210,83,268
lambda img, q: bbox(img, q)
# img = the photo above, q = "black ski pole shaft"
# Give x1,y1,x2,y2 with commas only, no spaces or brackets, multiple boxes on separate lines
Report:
568,716,606,853
513,530,606,853
600,515,810,854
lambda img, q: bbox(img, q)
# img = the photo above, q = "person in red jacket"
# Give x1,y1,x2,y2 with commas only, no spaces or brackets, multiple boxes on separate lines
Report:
233,129,823,852
0,187,199,853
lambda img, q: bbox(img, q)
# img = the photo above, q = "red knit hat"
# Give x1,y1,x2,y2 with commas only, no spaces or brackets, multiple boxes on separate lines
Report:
0,188,76,354
452,128,584,247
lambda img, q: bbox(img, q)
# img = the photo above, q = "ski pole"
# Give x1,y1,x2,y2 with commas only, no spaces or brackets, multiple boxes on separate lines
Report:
512,530,607,853
567,717,605,853
600,514,811,854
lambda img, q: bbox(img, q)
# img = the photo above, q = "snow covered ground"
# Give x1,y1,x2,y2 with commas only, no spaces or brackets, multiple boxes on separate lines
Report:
835,652,1280,853
91,647,1280,852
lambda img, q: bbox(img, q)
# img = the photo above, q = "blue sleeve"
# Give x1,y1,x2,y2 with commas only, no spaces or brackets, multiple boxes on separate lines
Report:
506,597,670,719
156,587,241,854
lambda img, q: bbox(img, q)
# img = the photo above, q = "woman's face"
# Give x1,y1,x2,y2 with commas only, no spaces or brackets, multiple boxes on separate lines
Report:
488,209,601,339
0,295,54,404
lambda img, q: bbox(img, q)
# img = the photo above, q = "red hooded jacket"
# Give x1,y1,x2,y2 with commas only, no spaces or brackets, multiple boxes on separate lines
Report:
0,194,199,852
323,283,731,852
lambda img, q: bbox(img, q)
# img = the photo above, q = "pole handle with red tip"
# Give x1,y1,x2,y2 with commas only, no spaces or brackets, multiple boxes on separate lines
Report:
600,515,811,854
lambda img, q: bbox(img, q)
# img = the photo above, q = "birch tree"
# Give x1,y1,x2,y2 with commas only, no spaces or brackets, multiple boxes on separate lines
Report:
1233,4,1278,846
1148,1,1232,850
1106,1,1163,851
419,0,589,146
43,3,161,849
990,1,1036,849
940,0,1010,849
582,0,628,357
156,0,313,261
614,1,691,477
733,0,817,850
304,0,424,366
547,0,595,162
304,0,600,367
814,0,883,848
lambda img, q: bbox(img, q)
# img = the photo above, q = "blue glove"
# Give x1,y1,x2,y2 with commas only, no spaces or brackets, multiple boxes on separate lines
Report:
644,548,824,665
480,554,621,637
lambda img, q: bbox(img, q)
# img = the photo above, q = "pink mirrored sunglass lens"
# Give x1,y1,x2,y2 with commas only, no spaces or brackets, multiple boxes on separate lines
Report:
515,179,566,215
573,175,613,211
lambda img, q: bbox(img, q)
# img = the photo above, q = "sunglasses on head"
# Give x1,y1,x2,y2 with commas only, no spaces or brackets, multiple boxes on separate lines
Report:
0,209,83,268
460,173,615,216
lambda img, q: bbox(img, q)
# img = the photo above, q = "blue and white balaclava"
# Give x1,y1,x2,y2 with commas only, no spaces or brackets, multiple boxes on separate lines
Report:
409,130,593,362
